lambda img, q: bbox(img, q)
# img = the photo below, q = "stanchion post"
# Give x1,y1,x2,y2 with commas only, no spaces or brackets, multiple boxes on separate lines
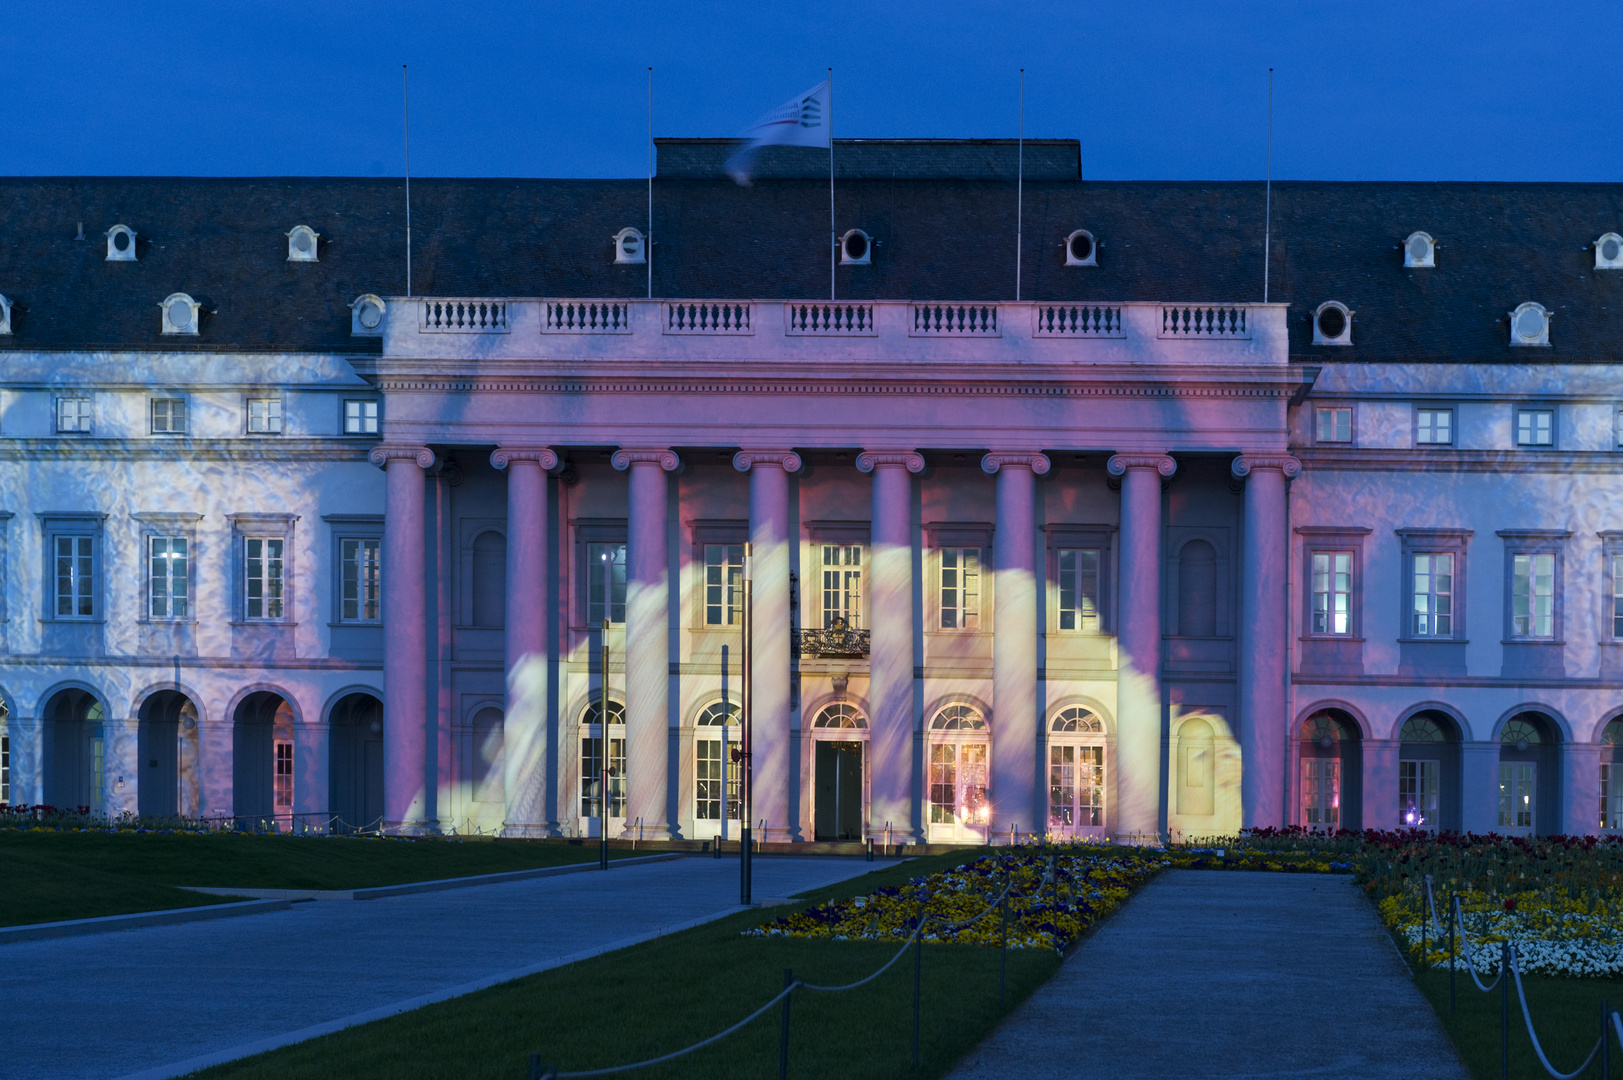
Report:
1501,940,1510,1080
1449,896,1456,1014
529,1052,539,1080
780,967,793,1080
999,868,1008,1008
913,894,925,1070
1603,997,1610,1080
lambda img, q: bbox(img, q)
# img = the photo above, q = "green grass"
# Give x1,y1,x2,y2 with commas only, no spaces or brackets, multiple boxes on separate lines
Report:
192,850,1072,1080
1413,967,1623,1079
0,831,640,927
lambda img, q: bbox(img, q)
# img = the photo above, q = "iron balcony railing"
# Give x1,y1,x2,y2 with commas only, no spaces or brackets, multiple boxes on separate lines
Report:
793,626,871,658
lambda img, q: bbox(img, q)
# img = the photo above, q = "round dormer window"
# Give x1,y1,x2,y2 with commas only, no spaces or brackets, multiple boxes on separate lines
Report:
293,231,313,254
1604,236,1621,262
1069,233,1093,262
357,298,383,329
843,231,868,261
1316,305,1346,339
114,231,131,253
1515,306,1546,340
1407,234,1429,262
167,298,193,330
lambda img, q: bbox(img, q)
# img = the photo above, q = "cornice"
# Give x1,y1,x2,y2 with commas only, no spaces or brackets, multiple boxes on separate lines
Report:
856,450,925,474
368,444,436,470
1106,454,1177,478
1298,448,1623,473
980,451,1052,476
490,447,560,471
611,448,680,471
733,450,803,474
1231,454,1302,479
0,438,375,463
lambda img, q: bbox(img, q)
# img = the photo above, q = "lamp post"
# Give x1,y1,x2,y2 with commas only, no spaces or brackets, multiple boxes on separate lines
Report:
599,618,610,871
740,542,754,906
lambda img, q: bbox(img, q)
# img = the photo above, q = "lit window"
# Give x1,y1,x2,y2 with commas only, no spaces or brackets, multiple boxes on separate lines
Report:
1398,759,1439,829
1315,407,1352,443
1512,552,1555,638
940,547,980,630
1411,553,1454,637
695,701,741,822
274,740,294,816
821,545,863,628
1613,555,1623,638
1310,551,1352,634
247,398,283,434
151,398,187,435
580,700,627,819
344,400,379,435
703,544,743,626
1498,763,1536,830
587,542,626,625
54,535,94,617
1302,758,1340,826
1057,548,1100,631
57,397,92,434
1416,408,1452,445
245,537,285,620
341,538,381,621
149,536,189,619
1516,408,1554,447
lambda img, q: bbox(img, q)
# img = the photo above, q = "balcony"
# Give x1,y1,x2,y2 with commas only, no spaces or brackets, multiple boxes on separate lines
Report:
794,624,871,659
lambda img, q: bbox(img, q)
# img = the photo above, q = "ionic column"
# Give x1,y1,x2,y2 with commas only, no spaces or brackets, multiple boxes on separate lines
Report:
1106,453,1176,841
370,444,436,830
734,450,802,842
1231,454,1299,829
982,451,1050,840
492,446,559,838
613,447,680,840
857,450,925,843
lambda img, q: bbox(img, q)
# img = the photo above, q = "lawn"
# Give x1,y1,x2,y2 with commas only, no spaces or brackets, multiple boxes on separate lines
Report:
0,831,638,927
1412,966,1623,1080
191,850,1082,1080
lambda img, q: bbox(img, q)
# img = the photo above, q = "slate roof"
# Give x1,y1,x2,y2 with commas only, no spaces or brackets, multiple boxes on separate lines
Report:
0,141,1620,361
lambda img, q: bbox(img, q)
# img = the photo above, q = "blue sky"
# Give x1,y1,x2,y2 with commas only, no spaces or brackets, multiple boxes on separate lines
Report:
3,1,1619,180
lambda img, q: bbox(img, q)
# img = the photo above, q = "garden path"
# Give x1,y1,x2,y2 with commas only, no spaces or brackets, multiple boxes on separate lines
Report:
0,854,877,1080
947,869,1470,1079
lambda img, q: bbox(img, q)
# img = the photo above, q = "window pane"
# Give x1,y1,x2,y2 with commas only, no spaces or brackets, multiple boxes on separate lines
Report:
703,544,743,626
822,545,863,627
1057,548,1100,632
588,543,627,625
1316,407,1351,443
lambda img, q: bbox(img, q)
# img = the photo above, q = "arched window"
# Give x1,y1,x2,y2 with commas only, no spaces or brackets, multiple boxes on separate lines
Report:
580,699,625,821
1501,718,1542,746
1178,540,1217,637
694,701,741,827
1175,717,1214,816
1048,707,1105,833
1050,706,1102,734
471,531,506,627
1398,712,1452,830
1603,719,1623,830
697,702,740,726
930,704,987,732
812,703,867,729
1498,712,1555,836
927,704,989,839
1299,714,1343,827
1400,715,1446,742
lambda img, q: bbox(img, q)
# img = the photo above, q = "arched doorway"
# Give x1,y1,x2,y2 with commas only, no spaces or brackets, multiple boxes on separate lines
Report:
137,690,197,818
1298,710,1362,831
1398,710,1462,831
1498,711,1561,836
1047,706,1107,839
0,695,11,804
42,688,106,812
693,700,742,842
1602,717,1623,832
578,699,625,837
234,691,295,828
328,692,383,832
810,702,867,841
460,706,505,833
926,703,989,844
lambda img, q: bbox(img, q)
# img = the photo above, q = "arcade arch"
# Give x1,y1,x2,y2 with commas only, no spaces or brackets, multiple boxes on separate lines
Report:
328,691,384,832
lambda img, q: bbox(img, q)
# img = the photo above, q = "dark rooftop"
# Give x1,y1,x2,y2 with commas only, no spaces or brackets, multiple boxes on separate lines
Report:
0,146,1619,360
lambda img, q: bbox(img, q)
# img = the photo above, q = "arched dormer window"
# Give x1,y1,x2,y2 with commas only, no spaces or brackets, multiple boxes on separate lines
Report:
286,225,319,262
613,227,645,264
106,224,137,262
160,293,201,335
838,229,871,265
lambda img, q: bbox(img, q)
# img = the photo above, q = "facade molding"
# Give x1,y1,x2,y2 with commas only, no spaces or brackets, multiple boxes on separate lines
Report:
980,451,1052,476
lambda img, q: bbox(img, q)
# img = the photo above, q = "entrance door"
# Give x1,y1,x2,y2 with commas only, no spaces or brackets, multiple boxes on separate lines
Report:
1498,763,1536,834
814,740,864,840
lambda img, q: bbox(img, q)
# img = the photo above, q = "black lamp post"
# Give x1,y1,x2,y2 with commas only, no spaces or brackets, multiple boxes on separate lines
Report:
739,542,754,906
599,618,610,871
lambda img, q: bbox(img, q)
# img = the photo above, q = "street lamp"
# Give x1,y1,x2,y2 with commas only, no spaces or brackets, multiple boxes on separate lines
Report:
739,542,753,905
599,618,610,871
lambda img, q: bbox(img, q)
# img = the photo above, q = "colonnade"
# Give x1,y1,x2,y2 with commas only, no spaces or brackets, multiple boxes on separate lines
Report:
372,444,1299,840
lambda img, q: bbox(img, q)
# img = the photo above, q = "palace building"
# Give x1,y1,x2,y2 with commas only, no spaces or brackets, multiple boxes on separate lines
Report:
1,139,1620,842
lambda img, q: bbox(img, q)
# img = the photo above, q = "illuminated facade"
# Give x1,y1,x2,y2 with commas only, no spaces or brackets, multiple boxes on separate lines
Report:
1,143,1620,840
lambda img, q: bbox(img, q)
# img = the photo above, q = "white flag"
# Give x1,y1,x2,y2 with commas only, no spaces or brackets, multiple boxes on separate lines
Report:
725,79,830,185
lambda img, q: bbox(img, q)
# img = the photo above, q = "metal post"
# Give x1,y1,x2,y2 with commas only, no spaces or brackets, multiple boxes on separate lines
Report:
529,1052,539,1080
1422,903,1429,972
1449,896,1456,1013
1501,940,1510,1080
740,543,753,906
780,967,793,1080
1603,998,1611,1080
999,866,1009,1008
600,620,610,871
912,895,924,1070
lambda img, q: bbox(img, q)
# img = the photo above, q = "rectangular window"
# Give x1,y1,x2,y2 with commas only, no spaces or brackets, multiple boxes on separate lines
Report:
1398,759,1439,829
1411,553,1454,637
1057,548,1101,632
703,543,743,627
341,538,381,621
821,545,863,628
1,733,9,803
1301,758,1340,826
1498,763,1535,829
939,547,980,630
1416,408,1453,445
1310,551,1353,634
1614,554,1623,638
54,535,94,617
150,398,187,434
343,399,380,435
56,397,92,434
1048,744,1103,829
579,736,626,818
1512,552,1555,637
1516,408,1554,447
148,536,189,620
274,740,294,815
247,397,283,434
695,739,741,821
1315,406,1352,443
1603,763,1622,831
587,542,627,625
244,537,285,620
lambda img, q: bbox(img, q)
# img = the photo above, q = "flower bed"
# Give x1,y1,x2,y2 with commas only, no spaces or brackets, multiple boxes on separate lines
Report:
747,847,1167,952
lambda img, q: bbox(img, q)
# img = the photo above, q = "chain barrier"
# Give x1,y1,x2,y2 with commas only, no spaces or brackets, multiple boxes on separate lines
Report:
532,855,1056,1079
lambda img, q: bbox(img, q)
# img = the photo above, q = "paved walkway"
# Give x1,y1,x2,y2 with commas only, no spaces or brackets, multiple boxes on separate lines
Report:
948,870,1469,1080
0,855,878,1080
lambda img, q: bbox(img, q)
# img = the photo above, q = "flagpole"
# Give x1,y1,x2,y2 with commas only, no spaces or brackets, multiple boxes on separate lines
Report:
647,66,654,301
828,67,835,302
1016,69,1023,303
1264,67,1272,304
403,64,412,298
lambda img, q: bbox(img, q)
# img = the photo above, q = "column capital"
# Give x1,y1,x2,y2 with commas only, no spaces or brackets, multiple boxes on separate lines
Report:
980,451,1051,476
490,446,559,471
368,444,436,470
856,450,924,474
733,449,802,474
611,448,680,472
1106,453,1176,478
1231,454,1302,480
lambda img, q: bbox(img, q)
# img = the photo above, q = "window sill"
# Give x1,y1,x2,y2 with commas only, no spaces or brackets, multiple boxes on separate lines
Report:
327,620,382,628
41,617,104,624
137,618,199,626
1502,638,1564,646
1300,635,1365,643
1397,636,1468,645
230,620,297,628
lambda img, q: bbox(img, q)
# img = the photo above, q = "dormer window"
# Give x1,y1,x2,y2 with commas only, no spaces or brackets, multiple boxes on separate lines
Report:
0,294,11,335
1403,231,1435,268
1064,229,1097,266
1509,302,1551,347
106,224,137,262
838,229,871,265
1597,233,1623,270
161,293,201,335
350,294,385,336
612,227,645,264
286,225,319,262
1312,301,1353,346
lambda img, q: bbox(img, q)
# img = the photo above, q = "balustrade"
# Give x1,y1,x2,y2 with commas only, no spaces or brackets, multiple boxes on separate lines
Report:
543,301,631,334
419,299,509,333
665,301,753,335
910,303,1000,337
1159,305,1249,339
793,626,871,658
1032,304,1124,338
784,302,877,336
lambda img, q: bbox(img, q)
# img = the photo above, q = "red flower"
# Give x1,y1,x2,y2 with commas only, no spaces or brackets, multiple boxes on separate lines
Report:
1504,898,1517,912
